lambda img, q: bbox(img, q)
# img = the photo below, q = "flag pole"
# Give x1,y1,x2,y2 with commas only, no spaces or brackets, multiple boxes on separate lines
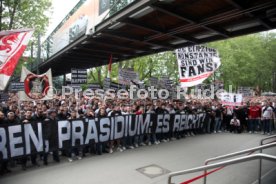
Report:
107,54,112,78
36,33,41,75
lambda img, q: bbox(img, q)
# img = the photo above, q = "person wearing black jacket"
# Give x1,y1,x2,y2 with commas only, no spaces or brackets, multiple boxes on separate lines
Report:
57,106,69,120
6,111,20,124
82,108,95,156
110,105,126,152
203,104,213,134
0,111,12,175
175,102,186,138
155,101,169,142
234,106,247,132
95,107,107,155
43,108,60,165
21,110,40,170
37,108,59,165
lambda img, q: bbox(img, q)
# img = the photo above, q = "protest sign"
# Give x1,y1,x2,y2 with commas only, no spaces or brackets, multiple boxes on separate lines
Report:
0,113,206,160
220,93,243,106
71,69,87,84
176,45,221,87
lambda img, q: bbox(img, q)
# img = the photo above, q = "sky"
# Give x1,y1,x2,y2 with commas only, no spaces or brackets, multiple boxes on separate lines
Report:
45,0,80,38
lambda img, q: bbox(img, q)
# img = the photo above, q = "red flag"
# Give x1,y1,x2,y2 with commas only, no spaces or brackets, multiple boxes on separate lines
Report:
107,54,112,78
0,29,33,90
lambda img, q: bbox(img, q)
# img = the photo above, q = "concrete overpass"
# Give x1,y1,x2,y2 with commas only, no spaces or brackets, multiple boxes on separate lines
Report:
38,0,276,76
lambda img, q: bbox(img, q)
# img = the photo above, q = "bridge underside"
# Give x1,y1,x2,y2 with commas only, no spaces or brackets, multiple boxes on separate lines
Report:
39,0,276,76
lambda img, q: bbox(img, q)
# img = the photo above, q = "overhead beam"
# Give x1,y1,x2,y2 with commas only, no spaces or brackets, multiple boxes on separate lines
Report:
81,40,138,54
151,4,230,38
101,31,174,49
225,0,274,29
84,39,142,53
65,53,110,60
77,47,127,56
123,18,199,44
230,25,276,37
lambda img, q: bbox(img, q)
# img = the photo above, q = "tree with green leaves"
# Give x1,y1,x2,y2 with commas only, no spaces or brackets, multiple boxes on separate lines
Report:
0,0,52,76
87,51,178,86
0,0,51,34
88,32,276,92
207,32,276,91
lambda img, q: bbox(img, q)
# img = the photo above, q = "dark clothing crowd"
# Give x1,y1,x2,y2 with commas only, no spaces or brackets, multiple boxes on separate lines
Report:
0,92,275,175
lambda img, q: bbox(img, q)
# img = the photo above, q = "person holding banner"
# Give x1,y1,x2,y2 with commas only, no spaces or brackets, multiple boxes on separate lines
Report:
6,112,20,124
175,102,187,138
82,108,96,156
67,111,82,162
95,107,107,155
155,101,170,141
0,111,12,175
42,108,60,165
21,110,40,170
108,104,125,152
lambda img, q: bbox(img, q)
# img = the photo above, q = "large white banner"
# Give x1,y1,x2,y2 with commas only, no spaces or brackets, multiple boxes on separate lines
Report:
176,45,221,87
19,67,53,101
220,93,243,106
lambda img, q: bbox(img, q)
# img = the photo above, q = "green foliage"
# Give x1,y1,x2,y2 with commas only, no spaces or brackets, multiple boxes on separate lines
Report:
207,32,276,91
88,51,178,86
0,0,52,37
88,32,276,92
0,0,52,77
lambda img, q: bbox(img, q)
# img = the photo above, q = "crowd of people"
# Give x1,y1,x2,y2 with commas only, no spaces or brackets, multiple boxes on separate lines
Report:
0,92,275,175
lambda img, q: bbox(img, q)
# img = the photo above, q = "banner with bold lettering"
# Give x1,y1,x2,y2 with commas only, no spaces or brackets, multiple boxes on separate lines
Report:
71,68,87,84
176,45,221,88
0,113,206,160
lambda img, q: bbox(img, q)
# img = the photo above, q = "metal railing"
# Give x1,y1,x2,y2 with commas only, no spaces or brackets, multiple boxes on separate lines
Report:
168,154,276,184
258,135,276,184
203,142,276,184
260,135,276,145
